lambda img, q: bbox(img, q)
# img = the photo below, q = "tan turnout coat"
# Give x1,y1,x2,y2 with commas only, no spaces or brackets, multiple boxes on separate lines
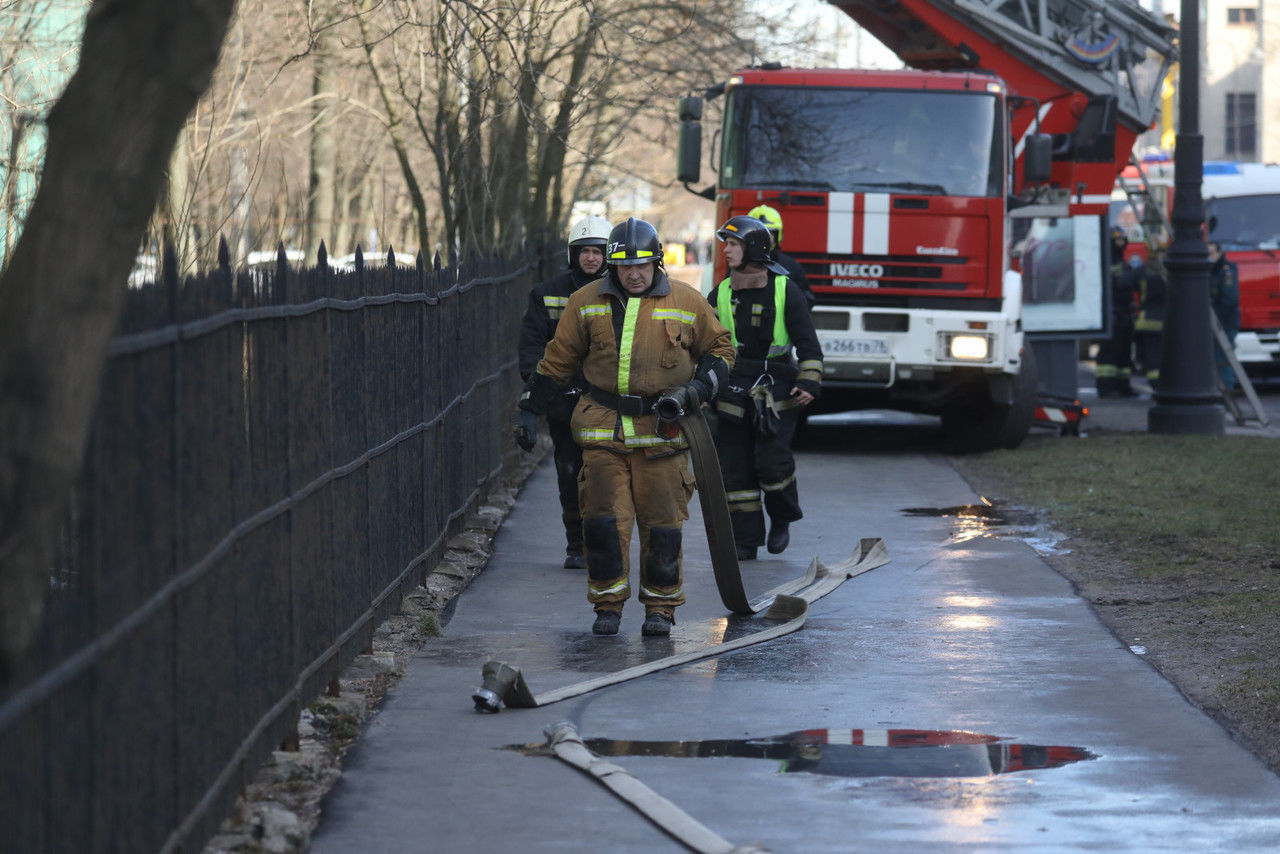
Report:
535,270,734,454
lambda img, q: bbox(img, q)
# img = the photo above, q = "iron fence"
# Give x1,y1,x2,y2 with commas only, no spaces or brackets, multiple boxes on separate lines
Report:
0,239,552,852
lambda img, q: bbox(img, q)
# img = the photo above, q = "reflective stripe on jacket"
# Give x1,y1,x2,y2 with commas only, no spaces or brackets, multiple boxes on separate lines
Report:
535,270,734,452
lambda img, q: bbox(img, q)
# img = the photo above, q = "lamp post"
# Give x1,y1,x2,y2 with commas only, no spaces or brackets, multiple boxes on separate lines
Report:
1148,0,1224,434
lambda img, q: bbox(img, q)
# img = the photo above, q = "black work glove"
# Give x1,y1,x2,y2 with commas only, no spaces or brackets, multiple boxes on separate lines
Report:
681,377,715,408
655,379,713,422
514,409,539,452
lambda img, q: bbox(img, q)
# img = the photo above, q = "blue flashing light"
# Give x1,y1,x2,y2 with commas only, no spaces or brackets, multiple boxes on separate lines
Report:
1203,162,1241,175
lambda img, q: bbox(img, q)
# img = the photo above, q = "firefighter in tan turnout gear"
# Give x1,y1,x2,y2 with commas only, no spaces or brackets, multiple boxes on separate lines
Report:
517,215,611,568
514,217,734,636
711,215,823,560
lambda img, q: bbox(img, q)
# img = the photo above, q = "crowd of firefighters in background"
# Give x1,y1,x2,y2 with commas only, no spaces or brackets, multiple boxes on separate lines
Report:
1094,226,1240,398
513,208,821,637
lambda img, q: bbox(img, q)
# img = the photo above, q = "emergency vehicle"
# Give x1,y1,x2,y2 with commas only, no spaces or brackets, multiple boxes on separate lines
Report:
1114,159,1280,377
676,0,1176,451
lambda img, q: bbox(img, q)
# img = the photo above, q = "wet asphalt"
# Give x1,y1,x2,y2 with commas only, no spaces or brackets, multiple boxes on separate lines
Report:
310,404,1280,853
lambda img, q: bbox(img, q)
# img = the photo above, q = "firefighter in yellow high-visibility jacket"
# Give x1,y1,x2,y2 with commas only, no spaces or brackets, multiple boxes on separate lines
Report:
514,218,734,637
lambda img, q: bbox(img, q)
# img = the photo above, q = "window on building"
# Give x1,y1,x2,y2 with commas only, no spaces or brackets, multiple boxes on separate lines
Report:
1225,92,1257,159
1227,7,1258,24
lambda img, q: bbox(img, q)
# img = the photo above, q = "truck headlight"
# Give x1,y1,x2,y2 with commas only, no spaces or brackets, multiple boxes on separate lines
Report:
943,333,991,361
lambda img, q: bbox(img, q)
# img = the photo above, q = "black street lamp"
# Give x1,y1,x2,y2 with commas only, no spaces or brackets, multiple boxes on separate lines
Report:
1148,0,1224,434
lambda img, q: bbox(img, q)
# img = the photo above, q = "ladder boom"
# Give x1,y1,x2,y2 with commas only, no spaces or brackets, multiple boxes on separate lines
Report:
830,0,1177,131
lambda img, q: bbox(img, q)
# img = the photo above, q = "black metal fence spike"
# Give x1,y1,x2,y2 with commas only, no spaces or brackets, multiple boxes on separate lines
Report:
217,236,231,269
162,243,179,280
317,240,328,269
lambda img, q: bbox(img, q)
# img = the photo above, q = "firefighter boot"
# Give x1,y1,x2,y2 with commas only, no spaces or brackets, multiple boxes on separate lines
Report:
642,611,673,636
563,542,585,569
767,520,790,554
592,608,621,635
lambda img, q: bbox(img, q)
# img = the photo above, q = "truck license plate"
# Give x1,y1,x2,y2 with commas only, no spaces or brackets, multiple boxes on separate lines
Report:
822,336,889,357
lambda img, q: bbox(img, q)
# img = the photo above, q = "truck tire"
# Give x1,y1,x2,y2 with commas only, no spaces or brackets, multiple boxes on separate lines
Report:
997,345,1037,449
941,347,1037,454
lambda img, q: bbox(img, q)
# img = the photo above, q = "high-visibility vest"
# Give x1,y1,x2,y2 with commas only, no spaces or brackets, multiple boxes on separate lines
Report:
715,276,791,358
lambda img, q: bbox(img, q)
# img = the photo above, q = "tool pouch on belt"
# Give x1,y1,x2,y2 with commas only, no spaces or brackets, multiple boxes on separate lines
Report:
750,382,782,438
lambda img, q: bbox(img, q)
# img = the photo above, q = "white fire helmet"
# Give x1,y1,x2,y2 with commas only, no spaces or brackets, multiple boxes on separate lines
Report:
566,215,611,271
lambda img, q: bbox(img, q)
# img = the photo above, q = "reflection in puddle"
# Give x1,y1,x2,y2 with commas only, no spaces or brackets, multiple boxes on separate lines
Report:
901,500,1069,555
509,728,1095,778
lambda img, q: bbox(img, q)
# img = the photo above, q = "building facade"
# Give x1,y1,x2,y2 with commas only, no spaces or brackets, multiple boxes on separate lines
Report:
1204,0,1279,163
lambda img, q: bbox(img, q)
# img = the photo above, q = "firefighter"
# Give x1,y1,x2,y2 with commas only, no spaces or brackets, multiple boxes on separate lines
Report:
1132,252,1166,386
513,217,734,636
747,204,815,309
1208,241,1241,390
517,216,611,568
710,215,823,560
1095,226,1138,397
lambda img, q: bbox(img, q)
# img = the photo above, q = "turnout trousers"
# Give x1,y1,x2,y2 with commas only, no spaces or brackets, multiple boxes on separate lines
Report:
547,415,583,555
577,448,696,618
714,406,803,549
1094,313,1135,395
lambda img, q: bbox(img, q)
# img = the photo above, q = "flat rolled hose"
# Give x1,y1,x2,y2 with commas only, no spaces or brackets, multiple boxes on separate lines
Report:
675,402,755,614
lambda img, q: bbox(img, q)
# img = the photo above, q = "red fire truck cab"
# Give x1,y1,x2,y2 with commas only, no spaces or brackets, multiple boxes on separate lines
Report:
677,1,1176,452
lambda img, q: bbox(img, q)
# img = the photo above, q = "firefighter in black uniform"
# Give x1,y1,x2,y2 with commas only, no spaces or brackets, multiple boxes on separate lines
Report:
1132,252,1166,387
517,215,611,568
1095,226,1138,397
710,215,824,560
748,203,815,309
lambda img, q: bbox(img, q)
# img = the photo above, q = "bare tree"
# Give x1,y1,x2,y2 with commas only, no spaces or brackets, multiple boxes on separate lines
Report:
0,1,90,262
0,0,240,678
347,0,776,254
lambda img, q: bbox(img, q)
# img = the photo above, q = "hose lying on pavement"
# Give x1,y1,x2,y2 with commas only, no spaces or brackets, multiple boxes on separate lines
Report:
472,401,890,712
544,721,771,854
472,537,889,712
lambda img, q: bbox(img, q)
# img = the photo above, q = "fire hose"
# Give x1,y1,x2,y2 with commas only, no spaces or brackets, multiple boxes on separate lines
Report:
472,391,890,712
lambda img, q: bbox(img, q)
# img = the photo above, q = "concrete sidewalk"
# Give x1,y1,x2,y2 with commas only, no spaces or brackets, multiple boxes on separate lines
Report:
311,438,1280,852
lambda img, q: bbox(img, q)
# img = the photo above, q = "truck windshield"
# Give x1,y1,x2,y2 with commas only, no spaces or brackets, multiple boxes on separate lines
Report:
1207,195,1280,249
720,86,1002,198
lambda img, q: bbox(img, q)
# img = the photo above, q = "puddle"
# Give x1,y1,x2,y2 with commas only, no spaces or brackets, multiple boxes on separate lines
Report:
508,728,1095,778
901,501,1070,556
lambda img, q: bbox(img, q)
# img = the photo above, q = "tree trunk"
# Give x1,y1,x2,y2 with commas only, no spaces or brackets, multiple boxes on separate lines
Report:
305,29,337,265
0,0,239,680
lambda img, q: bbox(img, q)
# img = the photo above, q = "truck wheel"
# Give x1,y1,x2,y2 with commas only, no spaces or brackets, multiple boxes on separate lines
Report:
941,348,1037,453
997,345,1037,449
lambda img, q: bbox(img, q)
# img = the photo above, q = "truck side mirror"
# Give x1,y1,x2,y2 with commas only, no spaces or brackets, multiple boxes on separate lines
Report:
1024,134,1052,183
678,96,703,122
677,121,702,184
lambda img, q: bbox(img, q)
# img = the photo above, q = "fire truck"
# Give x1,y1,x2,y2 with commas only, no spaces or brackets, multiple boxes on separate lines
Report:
676,0,1176,451
1115,159,1280,377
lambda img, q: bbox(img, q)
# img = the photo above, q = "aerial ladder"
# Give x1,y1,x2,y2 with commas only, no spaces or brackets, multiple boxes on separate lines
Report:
829,0,1179,410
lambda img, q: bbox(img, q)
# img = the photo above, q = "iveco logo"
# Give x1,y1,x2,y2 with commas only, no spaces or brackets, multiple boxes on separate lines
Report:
830,262,884,278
